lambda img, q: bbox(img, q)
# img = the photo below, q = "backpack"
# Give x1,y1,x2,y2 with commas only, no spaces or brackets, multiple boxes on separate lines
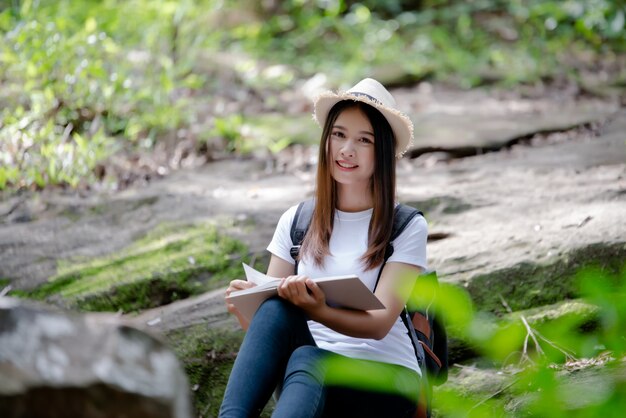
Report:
289,199,448,418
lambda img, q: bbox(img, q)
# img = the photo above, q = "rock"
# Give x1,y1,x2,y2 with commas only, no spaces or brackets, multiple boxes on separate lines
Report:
438,355,626,416
0,297,193,418
447,298,602,365
393,84,620,155
127,288,239,334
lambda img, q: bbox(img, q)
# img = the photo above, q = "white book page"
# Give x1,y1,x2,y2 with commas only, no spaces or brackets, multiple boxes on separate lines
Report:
242,263,279,286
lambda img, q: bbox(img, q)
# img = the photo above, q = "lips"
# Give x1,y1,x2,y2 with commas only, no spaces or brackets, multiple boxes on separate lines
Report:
336,160,358,169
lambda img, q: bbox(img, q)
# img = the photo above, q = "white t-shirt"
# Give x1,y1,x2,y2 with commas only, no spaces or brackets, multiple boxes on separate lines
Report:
267,204,428,374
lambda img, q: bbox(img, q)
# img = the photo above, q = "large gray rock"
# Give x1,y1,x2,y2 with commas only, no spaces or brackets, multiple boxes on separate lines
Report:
393,84,619,154
0,297,193,418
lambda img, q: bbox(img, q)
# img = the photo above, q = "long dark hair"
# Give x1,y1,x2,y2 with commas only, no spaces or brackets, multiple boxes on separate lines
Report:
300,100,397,270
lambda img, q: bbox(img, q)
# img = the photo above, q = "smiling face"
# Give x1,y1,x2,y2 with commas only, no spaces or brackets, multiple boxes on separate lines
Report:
306,99,397,267
328,106,376,190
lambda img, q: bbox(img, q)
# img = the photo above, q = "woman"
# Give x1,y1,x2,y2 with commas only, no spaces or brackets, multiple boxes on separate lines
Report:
219,78,428,418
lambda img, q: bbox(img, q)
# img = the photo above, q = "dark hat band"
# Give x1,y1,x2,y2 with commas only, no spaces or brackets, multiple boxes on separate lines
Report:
349,92,384,107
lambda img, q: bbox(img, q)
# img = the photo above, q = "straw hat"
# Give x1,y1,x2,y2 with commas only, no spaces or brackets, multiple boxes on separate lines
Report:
313,78,414,158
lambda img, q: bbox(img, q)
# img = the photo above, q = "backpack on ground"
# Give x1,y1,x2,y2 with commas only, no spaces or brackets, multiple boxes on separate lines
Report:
289,199,448,418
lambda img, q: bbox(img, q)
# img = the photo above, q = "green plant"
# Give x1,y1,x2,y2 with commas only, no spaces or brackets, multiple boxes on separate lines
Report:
407,263,626,417
2,0,624,191
0,0,211,190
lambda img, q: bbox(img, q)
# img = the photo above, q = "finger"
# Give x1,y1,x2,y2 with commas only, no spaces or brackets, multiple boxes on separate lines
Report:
280,276,311,302
288,277,309,299
277,278,290,299
226,282,238,295
225,299,239,313
306,279,325,300
227,280,254,295
293,279,309,297
232,279,253,289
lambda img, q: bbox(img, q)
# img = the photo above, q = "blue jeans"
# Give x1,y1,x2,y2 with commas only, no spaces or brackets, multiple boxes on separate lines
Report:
218,298,419,418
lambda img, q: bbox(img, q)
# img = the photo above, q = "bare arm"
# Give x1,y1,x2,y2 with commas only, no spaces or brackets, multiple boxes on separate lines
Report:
266,254,297,279
277,262,423,340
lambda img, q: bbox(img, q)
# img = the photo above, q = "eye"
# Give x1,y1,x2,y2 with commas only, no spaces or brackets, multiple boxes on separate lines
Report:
331,131,345,138
359,137,374,144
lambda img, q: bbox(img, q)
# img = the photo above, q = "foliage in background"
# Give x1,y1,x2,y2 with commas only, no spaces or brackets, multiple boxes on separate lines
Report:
234,0,626,86
1,0,624,191
404,264,626,417
0,0,211,190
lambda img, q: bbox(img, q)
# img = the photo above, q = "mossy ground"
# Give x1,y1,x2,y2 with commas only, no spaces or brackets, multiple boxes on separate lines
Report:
466,242,626,315
406,196,474,218
447,298,602,365
434,356,626,417
435,244,626,416
167,324,244,418
244,114,316,155
14,221,252,313
167,324,276,418
432,364,510,417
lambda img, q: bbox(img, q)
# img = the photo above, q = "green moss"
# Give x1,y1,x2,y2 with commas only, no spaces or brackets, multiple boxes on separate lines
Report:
432,365,511,417
466,242,626,314
23,222,251,312
405,196,473,219
59,205,82,222
168,323,277,418
509,300,600,329
88,203,107,216
440,364,508,400
435,358,626,417
448,299,602,366
224,113,317,155
167,324,244,418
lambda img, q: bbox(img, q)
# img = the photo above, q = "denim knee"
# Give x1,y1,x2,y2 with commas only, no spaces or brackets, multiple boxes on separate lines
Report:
254,297,308,329
273,346,328,418
284,346,328,384
256,297,294,317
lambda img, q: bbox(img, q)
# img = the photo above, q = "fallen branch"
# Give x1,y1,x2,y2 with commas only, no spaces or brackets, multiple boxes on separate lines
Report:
499,294,578,363
520,315,545,356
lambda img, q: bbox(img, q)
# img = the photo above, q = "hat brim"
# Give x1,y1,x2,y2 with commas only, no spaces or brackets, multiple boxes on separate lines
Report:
313,92,414,158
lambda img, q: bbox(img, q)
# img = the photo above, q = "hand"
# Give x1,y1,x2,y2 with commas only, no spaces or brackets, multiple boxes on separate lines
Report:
225,279,255,315
277,275,326,312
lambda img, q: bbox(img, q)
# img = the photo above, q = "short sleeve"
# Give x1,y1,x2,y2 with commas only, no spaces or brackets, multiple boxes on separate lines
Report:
387,215,428,270
266,204,299,265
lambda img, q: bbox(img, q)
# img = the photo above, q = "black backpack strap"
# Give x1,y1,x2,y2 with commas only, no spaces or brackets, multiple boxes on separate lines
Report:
373,204,427,377
401,307,430,414
391,204,424,242
401,308,427,367
289,199,315,273
375,204,423,290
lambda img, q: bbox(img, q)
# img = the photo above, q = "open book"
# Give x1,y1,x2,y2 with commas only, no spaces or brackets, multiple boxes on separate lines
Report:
227,263,385,322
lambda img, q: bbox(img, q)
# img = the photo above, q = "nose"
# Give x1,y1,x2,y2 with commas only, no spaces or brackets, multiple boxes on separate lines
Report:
340,139,356,158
